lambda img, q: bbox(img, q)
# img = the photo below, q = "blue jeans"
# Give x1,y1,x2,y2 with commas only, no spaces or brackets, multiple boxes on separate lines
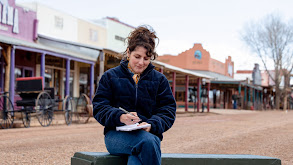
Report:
105,130,161,165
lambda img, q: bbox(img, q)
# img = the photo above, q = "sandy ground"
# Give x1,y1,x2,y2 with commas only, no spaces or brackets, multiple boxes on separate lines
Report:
0,109,293,165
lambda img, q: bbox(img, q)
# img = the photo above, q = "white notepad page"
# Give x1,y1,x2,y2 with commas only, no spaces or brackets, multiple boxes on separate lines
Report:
116,123,151,131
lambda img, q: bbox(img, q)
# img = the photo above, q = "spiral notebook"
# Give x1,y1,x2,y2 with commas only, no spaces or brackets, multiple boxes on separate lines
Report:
116,123,151,131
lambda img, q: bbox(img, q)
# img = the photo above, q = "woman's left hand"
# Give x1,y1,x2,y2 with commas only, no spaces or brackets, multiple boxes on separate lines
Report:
138,122,151,132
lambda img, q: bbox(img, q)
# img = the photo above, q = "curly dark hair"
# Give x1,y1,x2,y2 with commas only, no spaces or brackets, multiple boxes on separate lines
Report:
123,25,159,60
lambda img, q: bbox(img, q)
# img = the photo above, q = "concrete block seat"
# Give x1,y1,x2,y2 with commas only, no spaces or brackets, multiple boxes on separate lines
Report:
71,152,281,165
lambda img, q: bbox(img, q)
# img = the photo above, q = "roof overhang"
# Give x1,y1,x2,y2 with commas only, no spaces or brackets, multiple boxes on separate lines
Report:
153,60,213,80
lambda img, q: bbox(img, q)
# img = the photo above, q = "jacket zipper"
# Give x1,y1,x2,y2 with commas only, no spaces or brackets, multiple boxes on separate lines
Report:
134,70,152,110
121,62,154,111
135,83,138,108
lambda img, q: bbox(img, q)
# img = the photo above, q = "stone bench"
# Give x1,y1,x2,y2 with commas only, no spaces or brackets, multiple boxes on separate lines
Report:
71,152,281,165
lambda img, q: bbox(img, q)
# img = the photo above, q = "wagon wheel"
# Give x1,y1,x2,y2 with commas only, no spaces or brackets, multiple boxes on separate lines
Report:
21,111,31,128
63,95,73,125
0,95,14,129
35,92,54,127
75,94,91,124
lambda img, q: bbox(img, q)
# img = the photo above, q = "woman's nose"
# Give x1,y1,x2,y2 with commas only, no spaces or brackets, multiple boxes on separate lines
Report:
138,58,144,64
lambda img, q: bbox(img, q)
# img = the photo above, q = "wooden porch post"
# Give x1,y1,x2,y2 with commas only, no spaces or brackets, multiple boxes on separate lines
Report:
197,78,200,112
4,46,11,93
172,72,176,98
185,75,189,112
207,82,210,112
9,47,15,103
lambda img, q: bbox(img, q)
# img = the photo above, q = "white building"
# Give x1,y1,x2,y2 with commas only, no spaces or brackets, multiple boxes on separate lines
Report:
93,17,135,53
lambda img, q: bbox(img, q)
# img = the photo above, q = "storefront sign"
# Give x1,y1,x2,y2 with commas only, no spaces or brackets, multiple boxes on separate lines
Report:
0,0,19,33
0,0,36,42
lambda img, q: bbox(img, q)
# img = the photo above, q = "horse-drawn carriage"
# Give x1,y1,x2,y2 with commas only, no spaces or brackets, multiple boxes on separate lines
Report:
15,77,72,127
0,76,92,129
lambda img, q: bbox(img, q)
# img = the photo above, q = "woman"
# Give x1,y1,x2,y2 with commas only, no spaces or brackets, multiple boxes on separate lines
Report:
93,25,176,165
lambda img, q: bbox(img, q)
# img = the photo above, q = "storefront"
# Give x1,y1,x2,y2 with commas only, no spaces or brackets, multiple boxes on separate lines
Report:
0,0,37,94
0,0,101,104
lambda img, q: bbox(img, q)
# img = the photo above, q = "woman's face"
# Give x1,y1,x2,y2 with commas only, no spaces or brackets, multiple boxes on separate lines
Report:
127,46,151,74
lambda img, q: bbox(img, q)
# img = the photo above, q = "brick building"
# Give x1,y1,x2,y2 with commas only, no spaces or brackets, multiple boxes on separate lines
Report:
157,43,234,79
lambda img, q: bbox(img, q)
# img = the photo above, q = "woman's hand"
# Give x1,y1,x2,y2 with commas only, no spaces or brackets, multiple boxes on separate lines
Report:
120,112,141,125
138,122,151,132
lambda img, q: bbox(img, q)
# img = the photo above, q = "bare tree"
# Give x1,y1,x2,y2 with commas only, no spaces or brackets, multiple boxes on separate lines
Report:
241,13,293,110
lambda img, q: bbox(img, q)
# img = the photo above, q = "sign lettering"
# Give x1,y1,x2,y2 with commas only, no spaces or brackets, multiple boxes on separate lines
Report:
7,5,13,25
13,8,18,33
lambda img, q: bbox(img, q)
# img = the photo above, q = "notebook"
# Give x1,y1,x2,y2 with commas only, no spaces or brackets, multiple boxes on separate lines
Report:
116,123,151,131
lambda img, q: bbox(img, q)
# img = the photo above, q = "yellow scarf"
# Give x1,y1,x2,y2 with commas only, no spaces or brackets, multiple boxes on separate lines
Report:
128,63,140,84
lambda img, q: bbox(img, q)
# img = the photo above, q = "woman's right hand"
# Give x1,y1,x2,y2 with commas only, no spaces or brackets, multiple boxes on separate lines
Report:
120,112,141,125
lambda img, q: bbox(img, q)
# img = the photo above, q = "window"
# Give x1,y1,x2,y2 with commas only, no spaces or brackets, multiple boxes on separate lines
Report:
115,35,125,42
45,68,53,88
63,72,74,97
89,29,98,42
54,16,63,29
79,73,88,95
15,67,33,78
14,67,34,90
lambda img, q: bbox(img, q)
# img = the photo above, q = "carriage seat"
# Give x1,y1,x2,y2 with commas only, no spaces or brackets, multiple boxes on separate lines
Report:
15,77,43,107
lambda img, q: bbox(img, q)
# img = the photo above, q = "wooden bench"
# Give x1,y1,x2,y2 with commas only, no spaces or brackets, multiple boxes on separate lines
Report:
71,152,281,165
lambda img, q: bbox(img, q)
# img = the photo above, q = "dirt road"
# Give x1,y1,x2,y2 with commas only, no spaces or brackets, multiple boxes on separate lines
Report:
0,109,292,165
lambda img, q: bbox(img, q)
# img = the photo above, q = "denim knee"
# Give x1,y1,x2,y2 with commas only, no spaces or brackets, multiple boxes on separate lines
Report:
140,134,161,150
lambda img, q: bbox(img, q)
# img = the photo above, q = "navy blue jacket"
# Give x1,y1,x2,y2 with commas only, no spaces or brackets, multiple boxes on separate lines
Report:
93,60,176,140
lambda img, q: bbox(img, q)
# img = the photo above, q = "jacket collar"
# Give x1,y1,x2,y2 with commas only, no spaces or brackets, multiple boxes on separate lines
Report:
120,60,155,77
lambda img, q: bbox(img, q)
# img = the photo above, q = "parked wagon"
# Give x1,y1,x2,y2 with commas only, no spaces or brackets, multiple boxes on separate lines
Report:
73,93,92,124
0,92,14,129
0,77,92,129
15,77,73,128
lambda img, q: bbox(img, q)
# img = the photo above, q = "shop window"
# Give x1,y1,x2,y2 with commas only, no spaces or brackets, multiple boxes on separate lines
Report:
63,72,74,97
15,68,22,78
79,73,88,95
89,29,98,42
176,91,185,102
45,68,53,88
45,68,62,97
15,67,34,78
14,67,34,90
54,16,63,29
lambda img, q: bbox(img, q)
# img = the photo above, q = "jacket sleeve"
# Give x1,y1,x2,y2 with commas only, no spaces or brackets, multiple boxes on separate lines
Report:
92,73,124,127
146,75,176,136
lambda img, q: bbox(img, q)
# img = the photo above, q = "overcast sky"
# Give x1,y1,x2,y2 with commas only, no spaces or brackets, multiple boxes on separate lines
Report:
15,0,293,71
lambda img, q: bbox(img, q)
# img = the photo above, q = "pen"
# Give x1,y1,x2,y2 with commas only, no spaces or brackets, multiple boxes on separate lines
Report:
119,107,136,117
119,107,141,122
